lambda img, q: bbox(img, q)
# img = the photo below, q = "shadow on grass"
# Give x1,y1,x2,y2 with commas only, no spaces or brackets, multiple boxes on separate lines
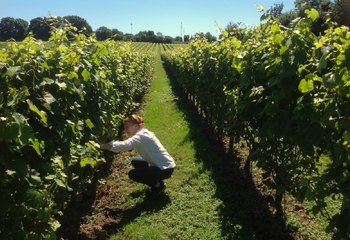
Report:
60,186,170,240
108,192,171,228
91,191,170,240
164,62,293,240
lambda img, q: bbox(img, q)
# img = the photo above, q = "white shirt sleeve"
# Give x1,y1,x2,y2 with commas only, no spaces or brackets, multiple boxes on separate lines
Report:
109,135,141,153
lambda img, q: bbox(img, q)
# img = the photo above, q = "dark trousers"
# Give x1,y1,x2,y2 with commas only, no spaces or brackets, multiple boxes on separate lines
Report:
128,159,174,187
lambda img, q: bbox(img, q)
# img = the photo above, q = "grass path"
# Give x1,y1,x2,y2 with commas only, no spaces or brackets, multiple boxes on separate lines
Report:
64,44,289,240
108,45,232,240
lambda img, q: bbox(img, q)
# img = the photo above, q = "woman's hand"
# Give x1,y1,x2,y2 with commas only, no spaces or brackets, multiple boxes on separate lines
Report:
99,143,112,150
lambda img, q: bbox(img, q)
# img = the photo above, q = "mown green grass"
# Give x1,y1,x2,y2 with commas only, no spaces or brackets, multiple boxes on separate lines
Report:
0,42,7,48
294,154,341,239
108,46,246,240
248,151,338,239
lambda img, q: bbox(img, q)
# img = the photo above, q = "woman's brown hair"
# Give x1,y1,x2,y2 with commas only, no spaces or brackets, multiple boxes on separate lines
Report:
123,114,144,126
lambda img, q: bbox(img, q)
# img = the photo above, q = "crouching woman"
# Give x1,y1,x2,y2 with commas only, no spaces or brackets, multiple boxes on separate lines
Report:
99,114,176,197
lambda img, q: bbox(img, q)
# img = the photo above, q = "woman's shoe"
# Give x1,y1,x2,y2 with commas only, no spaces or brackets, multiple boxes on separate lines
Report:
147,181,166,198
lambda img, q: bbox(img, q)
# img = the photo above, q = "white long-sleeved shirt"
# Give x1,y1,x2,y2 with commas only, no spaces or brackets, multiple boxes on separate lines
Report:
108,128,176,170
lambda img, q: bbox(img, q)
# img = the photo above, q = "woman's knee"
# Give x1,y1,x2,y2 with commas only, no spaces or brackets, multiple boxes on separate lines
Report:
160,168,174,180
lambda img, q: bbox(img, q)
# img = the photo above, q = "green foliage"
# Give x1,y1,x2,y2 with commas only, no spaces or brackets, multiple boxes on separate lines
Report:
162,8,350,238
0,24,152,238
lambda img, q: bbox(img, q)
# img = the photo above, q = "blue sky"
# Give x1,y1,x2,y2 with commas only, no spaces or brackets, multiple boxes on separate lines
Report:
1,0,295,37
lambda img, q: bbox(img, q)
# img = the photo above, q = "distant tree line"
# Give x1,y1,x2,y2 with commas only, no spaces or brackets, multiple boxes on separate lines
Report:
0,15,217,43
224,0,349,39
0,16,92,41
273,0,348,35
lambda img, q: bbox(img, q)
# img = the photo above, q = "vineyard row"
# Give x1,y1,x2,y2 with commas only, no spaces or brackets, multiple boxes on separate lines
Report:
162,9,350,238
0,26,153,238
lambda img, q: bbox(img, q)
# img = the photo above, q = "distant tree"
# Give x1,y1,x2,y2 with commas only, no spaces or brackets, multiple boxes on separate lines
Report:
95,26,112,40
294,0,331,14
123,33,134,41
156,32,165,42
194,32,205,39
275,0,335,35
174,36,182,42
15,18,28,40
134,30,158,42
278,10,298,27
204,32,217,42
45,16,64,29
224,22,245,40
183,34,190,42
336,0,350,27
145,30,157,42
331,0,344,24
163,36,173,43
156,32,163,38
63,15,92,35
193,32,216,42
344,0,350,26
268,2,284,17
111,28,123,41
29,17,51,40
133,31,143,42
0,17,28,41
295,0,333,35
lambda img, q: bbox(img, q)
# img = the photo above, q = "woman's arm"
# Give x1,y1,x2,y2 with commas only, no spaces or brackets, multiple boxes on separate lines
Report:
99,135,141,153
99,143,112,150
